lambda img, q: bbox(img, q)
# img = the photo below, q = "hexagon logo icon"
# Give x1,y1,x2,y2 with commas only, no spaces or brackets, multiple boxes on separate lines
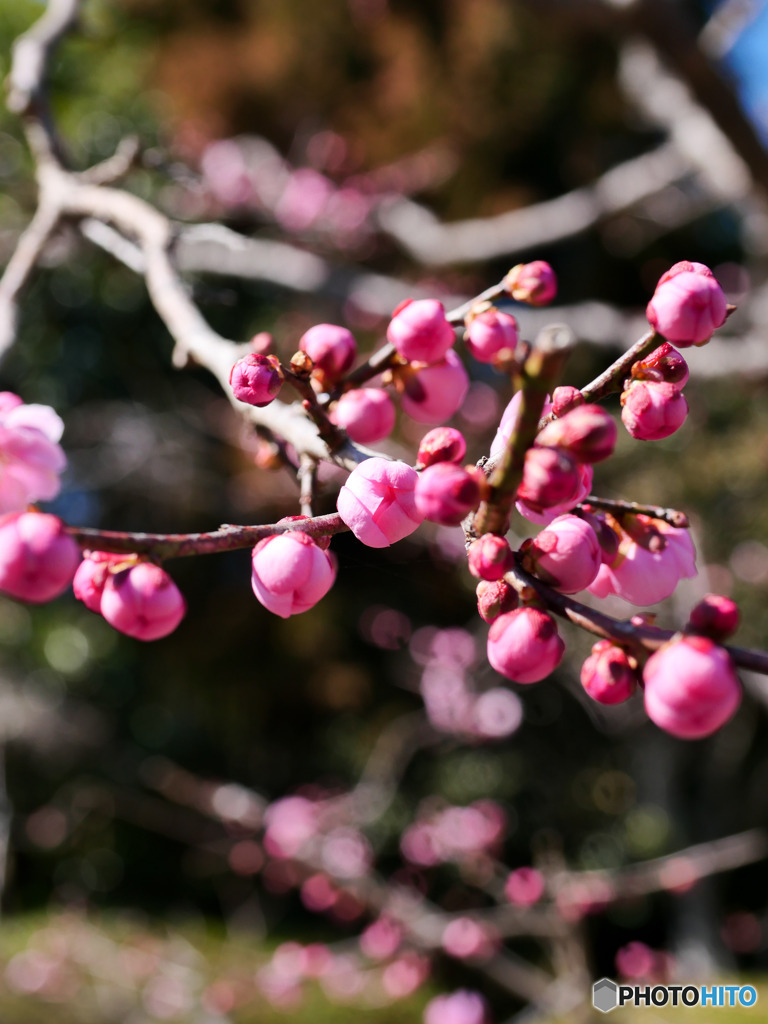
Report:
593,978,618,1013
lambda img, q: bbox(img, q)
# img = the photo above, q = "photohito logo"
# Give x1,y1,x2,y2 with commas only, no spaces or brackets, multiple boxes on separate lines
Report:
592,979,758,1013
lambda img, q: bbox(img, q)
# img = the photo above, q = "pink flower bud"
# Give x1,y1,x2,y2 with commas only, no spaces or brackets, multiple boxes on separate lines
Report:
688,594,740,640
487,607,565,684
229,354,282,407
522,514,601,593
415,463,482,526
505,867,545,907
587,515,697,606
536,405,617,464
517,447,582,513
387,298,455,364
517,461,593,526
643,635,741,739
251,532,336,617
100,562,186,640
330,388,395,444
630,342,689,389
646,267,727,347
621,380,688,441
73,550,126,612
399,350,469,424
476,579,518,623
551,386,584,416
0,511,80,603
580,639,639,704
464,308,519,363
417,427,467,467
424,990,489,1024
337,458,423,547
505,260,557,305
299,323,357,381
468,534,514,581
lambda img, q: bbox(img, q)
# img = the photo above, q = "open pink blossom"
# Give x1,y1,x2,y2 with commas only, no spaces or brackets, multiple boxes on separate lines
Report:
251,532,336,617
424,989,489,1024
646,265,727,347
337,458,423,547
643,635,741,739
100,562,186,640
415,463,483,526
0,511,80,603
73,550,127,612
587,515,697,606
522,514,601,593
299,324,357,382
0,393,66,514
487,607,564,683
580,640,639,704
387,298,455,364
464,308,519,363
621,380,688,441
399,350,469,424
330,388,395,444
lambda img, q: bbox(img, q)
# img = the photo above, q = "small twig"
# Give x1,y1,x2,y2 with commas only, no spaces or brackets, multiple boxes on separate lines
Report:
505,555,768,673
67,512,349,560
280,360,347,451
327,342,400,401
297,455,318,517
579,495,689,529
80,135,140,185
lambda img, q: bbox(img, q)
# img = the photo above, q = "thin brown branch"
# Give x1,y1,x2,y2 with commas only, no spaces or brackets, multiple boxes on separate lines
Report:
67,512,349,560
579,495,689,529
505,556,768,674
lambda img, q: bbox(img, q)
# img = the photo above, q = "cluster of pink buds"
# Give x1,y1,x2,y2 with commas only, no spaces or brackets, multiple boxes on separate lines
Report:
386,300,469,424
75,553,186,641
619,264,726,441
